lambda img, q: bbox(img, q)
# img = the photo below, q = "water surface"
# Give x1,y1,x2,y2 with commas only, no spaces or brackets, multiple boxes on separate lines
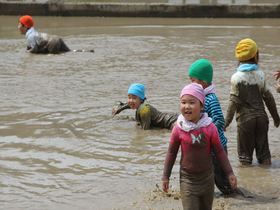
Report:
0,16,280,210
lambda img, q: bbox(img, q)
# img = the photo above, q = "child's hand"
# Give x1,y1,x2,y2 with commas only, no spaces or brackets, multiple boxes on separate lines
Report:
228,174,237,190
162,179,169,193
112,101,130,116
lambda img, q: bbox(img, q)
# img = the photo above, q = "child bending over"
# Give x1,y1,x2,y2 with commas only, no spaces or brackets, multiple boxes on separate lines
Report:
18,15,70,54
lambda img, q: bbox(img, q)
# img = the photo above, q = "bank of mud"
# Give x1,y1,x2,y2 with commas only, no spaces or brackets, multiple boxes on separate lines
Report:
1,2,280,17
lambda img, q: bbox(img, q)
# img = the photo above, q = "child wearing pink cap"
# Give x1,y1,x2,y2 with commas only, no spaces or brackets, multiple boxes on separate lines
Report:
162,83,237,210
18,15,70,54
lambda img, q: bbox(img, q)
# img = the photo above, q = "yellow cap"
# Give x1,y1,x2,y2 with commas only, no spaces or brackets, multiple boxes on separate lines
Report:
235,38,258,61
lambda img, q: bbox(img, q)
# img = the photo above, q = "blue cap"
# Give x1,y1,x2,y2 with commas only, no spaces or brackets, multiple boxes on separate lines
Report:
127,83,145,100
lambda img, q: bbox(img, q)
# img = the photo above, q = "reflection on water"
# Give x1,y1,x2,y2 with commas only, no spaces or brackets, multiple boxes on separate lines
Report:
0,16,280,210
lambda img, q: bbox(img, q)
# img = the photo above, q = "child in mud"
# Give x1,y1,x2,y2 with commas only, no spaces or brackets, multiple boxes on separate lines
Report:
162,83,237,210
225,38,280,165
18,15,70,54
273,70,280,93
188,58,235,195
112,83,178,130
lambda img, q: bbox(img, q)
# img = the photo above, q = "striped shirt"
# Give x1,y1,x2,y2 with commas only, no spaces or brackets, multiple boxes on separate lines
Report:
204,93,228,147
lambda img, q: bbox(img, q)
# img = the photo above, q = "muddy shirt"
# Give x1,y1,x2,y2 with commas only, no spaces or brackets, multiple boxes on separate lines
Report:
25,27,70,54
26,27,51,53
225,65,279,126
135,102,178,130
162,117,233,181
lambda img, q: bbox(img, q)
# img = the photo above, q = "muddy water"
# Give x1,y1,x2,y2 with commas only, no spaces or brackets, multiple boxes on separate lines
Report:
0,16,280,210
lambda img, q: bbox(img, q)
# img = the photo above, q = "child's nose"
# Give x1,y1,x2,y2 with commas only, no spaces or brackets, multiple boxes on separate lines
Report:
185,103,191,109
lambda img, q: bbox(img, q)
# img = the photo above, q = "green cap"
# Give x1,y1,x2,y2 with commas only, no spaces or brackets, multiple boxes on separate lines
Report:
188,59,213,84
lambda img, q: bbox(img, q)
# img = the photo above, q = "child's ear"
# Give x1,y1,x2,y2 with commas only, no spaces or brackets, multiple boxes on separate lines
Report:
200,103,204,112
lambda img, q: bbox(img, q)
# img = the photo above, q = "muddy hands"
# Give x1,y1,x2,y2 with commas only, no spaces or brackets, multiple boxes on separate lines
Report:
112,101,130,116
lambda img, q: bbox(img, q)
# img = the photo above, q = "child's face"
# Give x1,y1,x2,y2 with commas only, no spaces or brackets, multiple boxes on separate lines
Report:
127,94,142,110
180,94,203,123
18,23,27,35
190,77,208,89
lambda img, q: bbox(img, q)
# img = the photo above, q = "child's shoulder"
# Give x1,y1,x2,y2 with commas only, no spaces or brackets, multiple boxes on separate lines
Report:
205,92,218,100
205,93,220,106
202,122,218,135
208,122,217,129
231,70,265,85
139,102,150,109
138,102,152,115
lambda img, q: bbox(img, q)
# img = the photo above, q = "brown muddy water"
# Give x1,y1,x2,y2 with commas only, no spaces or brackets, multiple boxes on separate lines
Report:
0,16,280,210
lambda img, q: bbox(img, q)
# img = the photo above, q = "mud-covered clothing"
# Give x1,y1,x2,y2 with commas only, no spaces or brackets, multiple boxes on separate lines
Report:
212,147,234,194
162,113,234,210
25,27,70,54
162,113,233,180
225,64,279,164
135,102,178,130
180,170,214,210
204,85,233,194
237,116,270,163
225,64,279,126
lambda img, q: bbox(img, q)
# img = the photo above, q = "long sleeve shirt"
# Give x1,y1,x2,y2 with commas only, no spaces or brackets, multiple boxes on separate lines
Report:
204,92,228,148
25,27,51,53
135,102,179,130
162,117,233,181
225,64,280,127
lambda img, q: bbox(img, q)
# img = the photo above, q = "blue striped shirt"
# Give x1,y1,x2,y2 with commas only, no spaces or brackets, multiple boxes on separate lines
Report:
204,93,228,147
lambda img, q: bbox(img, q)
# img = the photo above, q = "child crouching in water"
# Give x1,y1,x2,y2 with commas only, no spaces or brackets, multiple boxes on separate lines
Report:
162,83,237,210
18,15,70,54
112,83,178,130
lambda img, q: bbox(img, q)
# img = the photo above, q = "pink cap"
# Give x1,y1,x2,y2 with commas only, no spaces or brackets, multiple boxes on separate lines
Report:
180,83,205,104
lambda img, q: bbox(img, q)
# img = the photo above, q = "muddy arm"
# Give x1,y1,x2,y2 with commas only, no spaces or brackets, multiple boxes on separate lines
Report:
112,101,130,116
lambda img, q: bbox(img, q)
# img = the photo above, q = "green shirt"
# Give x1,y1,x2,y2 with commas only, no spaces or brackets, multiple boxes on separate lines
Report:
135,102,178,130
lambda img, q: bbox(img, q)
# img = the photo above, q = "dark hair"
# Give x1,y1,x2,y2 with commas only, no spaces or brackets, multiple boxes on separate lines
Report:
239,51,259,65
